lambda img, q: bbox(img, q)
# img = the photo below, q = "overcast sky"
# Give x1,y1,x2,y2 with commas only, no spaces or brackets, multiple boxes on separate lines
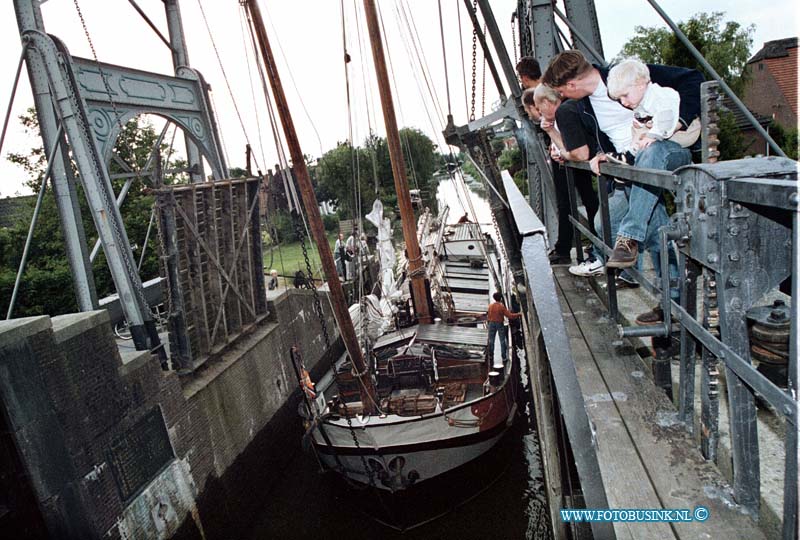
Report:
1,0,797,196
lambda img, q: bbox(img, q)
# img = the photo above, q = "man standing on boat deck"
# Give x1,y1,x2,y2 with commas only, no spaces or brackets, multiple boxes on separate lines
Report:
486,292,522,366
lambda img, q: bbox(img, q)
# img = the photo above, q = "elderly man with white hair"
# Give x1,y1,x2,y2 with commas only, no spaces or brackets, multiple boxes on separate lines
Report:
533,83,599,267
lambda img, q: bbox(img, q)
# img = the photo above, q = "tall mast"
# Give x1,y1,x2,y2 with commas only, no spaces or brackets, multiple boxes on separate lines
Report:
362,0,432,324
243,0,377,413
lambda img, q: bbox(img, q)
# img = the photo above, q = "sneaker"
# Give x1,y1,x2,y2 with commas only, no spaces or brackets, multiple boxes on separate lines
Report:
607,237,639,269
635,306,664,325
569,258,604,277
615,272,640,289
549,251,572,265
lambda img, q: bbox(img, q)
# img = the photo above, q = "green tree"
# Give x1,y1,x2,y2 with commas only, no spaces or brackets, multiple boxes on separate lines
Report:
1,111,180,317
619,12,754,95
315,128,441,219
770,123,800,161
315,141,374,218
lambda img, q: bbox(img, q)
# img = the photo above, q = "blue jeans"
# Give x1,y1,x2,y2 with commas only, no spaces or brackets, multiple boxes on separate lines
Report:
487,322,508,362
617,141,691,243
595,189,680,299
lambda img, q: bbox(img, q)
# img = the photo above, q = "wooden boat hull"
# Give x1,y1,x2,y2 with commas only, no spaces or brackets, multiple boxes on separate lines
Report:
310,375,516,491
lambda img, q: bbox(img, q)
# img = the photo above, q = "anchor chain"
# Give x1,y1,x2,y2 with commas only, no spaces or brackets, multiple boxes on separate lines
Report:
292,216,378,488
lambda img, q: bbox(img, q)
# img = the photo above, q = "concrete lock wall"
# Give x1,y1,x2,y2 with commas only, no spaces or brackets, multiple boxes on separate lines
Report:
0,289,340,540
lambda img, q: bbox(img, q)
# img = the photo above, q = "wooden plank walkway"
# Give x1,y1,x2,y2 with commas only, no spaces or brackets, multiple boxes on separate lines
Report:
552,266,765,540
451,292,489,313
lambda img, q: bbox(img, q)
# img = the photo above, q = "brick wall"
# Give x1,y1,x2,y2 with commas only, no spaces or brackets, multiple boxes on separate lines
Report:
0,289,340,539
744,58,798,129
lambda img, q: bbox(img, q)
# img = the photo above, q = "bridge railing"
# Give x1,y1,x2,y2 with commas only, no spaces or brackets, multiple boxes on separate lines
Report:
560,151,798,538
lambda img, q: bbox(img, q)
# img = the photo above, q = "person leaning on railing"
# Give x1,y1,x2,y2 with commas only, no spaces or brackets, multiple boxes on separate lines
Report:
541,50,704,324
536,59,638,287
534,83,599,266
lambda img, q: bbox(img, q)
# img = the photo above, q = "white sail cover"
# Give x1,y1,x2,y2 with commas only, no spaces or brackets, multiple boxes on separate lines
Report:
365,199,400,301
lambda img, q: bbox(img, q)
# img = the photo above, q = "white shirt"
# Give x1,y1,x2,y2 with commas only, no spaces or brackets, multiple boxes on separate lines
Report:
589,79,634,153
635,83,680,140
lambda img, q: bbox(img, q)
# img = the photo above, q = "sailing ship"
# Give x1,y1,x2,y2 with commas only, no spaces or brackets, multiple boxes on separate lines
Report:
242,0,521,492
308,213,518,491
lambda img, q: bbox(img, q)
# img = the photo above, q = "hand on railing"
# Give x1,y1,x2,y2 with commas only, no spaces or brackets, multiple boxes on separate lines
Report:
549,143,564,163
589,153,608,175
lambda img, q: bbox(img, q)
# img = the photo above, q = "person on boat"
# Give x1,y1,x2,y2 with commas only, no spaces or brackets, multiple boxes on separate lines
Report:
534,83,599,266
346,228,358,279
300,367,316,400
334,232,347,279
486,292,522,365
267,269,279,290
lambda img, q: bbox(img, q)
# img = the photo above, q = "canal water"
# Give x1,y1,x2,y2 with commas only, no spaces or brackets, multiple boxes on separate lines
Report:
247,177,551,539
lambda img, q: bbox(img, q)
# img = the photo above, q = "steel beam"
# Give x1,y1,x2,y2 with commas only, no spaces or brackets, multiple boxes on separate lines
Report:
561,0,604,62
476,0,521,98
13,0,98,312
527,0,560,68
165,0,206,182
23,30,157,350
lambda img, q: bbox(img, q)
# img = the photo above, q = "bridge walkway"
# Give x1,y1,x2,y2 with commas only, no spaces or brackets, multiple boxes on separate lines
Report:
552,265,765,540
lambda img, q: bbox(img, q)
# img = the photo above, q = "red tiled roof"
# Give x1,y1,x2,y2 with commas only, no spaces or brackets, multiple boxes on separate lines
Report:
764,47,798,117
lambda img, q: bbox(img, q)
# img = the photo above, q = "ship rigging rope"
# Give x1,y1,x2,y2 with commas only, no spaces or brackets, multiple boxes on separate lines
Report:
238,8,267,167
341,0,366,328
436,0,452,118
396,0,447,126
242,7,328,296
387,1,443,155
259,2,325,157
456,0,470,120
195,0,260,172
384,0,479,233
383,1,475,226
351,0,381,192
377,2,421,192
242,8,381,480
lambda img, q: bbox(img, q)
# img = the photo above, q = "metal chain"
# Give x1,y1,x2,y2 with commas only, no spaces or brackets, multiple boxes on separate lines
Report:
469,0,477,121
71,0,155,327
481,24,487,117
476,136,507,259
701,267,720,460
511,15,518,64
292,216,378,488
51,33,151,322
72,0,124,134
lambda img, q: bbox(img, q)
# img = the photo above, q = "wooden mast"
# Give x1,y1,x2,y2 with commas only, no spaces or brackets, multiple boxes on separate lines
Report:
243,0,377,413
362,0,432,324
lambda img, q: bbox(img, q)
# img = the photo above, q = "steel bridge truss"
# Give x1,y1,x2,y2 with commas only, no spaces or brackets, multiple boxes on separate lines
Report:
13,0,229,355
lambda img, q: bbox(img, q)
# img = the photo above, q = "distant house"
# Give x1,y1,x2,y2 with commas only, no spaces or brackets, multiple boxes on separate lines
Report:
743,37,798,133
0,195,34,228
